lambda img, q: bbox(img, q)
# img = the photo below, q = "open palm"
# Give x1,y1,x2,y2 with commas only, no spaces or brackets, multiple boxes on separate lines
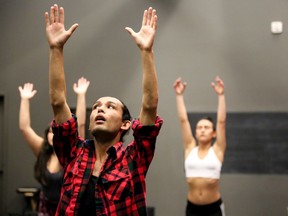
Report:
45,4,78,48
125,7,157,51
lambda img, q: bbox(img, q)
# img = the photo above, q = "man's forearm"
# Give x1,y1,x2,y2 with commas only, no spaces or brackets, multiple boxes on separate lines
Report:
140,50,158,125
49,48,72,123
49,48,66,105
141,50,158,109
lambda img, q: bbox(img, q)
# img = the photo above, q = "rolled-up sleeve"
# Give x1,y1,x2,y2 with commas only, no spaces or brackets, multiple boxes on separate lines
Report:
131,116,163,173
51,115,79,167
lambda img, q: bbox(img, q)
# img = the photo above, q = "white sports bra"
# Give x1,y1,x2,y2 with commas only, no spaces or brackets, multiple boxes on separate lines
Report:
185,146,222,179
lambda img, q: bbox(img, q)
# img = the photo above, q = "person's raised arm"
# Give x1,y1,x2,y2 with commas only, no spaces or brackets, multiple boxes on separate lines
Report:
73,77,90,138
45,4,78,123
211,76,227,155
173,78,196,154
125,7,158,125
18,83,44,156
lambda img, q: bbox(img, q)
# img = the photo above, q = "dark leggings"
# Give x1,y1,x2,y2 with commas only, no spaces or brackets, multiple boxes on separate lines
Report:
186,198,224,216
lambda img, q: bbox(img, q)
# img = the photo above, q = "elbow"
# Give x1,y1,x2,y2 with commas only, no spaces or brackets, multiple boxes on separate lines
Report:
218,118,226,124
50,98,66,108
50,91,66,107
217,120,226,129
19,127,25,134
142,97,158,111
144,105,158,115
19,121,29,133
142,104,158,114
19,126,30,137
179,118,188,124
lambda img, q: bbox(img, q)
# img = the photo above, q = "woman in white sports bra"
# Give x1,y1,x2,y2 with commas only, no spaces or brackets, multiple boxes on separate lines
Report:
173,76,226,216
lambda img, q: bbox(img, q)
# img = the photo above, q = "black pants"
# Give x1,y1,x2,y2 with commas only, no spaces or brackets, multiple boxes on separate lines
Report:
186,199,225,216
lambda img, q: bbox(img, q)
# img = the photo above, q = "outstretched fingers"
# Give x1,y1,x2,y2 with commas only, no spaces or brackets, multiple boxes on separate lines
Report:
68,23,79,35
19,83,37,98
125,6,158,51
125,27,135,36
49,5,55,24
142,9,148,26
151,9,157,29
146,7,152,26
78,77,90,89
59,6,65,24
143,7,157,29
73,77,90,94
44,12,50,28
54,4,59,23
45,4,64,26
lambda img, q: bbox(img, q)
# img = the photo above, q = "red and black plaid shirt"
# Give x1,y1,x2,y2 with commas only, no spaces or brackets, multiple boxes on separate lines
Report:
52,115,163,216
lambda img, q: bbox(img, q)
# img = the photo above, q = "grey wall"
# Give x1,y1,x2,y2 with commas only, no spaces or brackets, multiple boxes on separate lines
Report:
1,0,288,215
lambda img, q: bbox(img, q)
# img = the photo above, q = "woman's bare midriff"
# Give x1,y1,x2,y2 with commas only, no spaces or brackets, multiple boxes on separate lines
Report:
187,177,221,205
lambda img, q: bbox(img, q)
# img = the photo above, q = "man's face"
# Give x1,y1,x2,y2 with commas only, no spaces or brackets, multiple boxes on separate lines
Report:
89,96,124,138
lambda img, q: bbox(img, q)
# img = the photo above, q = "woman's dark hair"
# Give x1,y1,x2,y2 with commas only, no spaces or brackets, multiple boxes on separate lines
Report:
120,100,132,142
34,126,54,185
197,116,216,131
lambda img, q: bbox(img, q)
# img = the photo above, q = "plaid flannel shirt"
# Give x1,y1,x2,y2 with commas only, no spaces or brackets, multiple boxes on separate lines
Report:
52,115,163,216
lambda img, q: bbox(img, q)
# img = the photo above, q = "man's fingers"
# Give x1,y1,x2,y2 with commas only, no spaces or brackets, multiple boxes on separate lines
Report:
125,27,135,36
44,12,50,27
142,10,148,26
68,24,79,35
60,7,65,24
152,15,158,30
54,4,59,23
49,5,55,24
147,7,152,26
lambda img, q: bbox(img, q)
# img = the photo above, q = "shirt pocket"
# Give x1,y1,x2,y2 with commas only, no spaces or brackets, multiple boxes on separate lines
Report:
102,168,132,201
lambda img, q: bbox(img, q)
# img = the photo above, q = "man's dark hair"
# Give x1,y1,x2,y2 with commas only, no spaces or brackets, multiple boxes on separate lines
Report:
120,100,132,142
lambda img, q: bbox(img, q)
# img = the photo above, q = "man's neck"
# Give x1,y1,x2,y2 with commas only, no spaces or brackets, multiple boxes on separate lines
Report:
93,137,120,161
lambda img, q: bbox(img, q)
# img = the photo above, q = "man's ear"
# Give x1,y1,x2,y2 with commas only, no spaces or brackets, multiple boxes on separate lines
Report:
121,120,131,130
